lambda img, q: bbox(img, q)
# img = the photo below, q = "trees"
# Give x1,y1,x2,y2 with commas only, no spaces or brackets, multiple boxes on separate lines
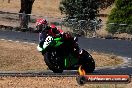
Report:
8,0,10,3
99,0,115,9
107,0,132,34
19,0,35,15
59,0,115,20
59,0,100,20
59,0,112,36
19,0,35,29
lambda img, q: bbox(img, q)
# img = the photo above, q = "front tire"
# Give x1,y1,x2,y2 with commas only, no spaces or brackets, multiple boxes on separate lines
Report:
44,51,64,73
51,68,63,73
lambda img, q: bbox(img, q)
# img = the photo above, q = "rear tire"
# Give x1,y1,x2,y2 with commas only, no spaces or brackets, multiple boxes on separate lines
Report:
80,50,95,73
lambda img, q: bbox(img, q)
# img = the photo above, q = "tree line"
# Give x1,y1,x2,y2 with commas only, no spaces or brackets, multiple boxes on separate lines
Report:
7,0,132,34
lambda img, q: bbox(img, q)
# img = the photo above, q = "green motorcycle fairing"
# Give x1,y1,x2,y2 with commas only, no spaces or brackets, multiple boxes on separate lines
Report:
64,54,78,68
49,37,79,68
54,37,63,47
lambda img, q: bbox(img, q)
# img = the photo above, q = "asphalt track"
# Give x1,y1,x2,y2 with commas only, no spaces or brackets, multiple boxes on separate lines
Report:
0,30,132,57
0,30,132,77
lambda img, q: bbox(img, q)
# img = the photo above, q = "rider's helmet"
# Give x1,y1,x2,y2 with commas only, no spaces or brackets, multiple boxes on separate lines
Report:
36,18,48,32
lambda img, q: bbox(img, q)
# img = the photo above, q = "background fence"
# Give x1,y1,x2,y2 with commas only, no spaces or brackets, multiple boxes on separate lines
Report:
0,11,132,39
0,11,103,37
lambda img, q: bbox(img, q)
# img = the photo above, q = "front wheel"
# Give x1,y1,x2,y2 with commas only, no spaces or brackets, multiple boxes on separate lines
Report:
51,68,63,73
79,50,95,73
44,51,64,73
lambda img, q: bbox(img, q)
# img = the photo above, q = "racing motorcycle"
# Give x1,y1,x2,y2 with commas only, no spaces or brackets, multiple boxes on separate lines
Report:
42,33,95,73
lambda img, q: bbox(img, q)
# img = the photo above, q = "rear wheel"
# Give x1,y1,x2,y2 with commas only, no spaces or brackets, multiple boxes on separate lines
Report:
80,50,95,73
44,51,63,73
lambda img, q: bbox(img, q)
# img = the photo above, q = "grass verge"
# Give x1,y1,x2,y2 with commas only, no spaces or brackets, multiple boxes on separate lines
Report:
0,40,123,71
0,77,131,88
0,40,128,88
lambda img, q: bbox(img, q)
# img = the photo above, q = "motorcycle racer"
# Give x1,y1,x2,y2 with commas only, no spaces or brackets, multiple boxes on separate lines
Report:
36,18,82,55
36,18,64,52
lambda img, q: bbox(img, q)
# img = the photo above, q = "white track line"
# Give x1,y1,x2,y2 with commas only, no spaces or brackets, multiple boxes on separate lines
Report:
120,66,127,68
23,42,28,44
127,66,132,67
0,39,5,40
0,38,36,45
8,40,13,42
15,41,20,43
30,43,36,45
111,67,116,69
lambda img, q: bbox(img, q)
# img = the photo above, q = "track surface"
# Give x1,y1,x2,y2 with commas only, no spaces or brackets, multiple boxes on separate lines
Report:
0,30,132,58
0,30,132,76
0,67,132,77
